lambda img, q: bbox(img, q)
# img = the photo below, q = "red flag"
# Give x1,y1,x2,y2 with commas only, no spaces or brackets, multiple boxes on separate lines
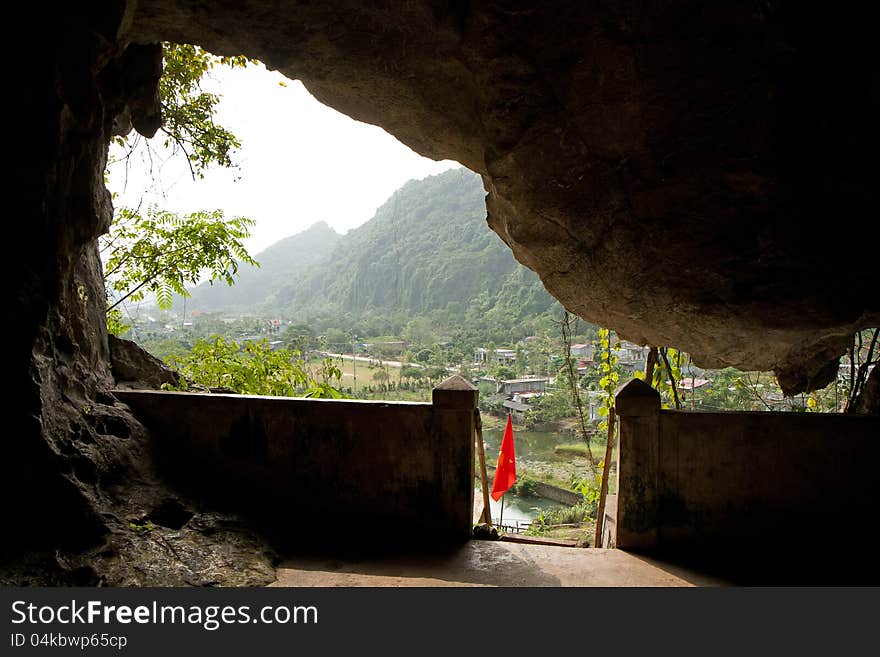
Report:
491,415,517,501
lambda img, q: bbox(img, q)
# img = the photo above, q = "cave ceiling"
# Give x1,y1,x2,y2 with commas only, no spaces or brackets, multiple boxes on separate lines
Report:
121,1,879,394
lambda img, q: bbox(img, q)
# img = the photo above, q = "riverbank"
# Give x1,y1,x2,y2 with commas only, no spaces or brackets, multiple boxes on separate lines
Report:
475,412,607,543
478,413,605,490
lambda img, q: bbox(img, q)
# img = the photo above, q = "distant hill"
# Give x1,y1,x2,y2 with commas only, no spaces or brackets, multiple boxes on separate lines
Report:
274,168,557,325
187,168,557,328
184,220,340,312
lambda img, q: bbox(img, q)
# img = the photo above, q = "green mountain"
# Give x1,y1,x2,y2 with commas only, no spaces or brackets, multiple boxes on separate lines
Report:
278,169,556,322
188,168,558,337
185,220,341,312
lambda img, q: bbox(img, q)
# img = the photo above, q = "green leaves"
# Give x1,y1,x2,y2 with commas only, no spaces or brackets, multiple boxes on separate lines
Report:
113,42,256,178
166,337,345,399
102,206,257,314
106,309,131,337
571,475,601,506
592,328,623,431
156,282,173,310
652,346,682,410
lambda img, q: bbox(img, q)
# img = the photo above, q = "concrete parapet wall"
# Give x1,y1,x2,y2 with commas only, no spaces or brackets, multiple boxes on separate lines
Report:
476,466,581,505
115,377,476,541
532,481,582,506
614,379,880,551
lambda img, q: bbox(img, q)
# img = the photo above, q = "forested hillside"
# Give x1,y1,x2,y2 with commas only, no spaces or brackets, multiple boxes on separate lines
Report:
187,168,560,338
184,220,340,311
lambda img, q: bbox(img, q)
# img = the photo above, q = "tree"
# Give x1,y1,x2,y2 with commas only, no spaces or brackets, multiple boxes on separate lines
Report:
527,336,552,375
426,365,449,381
166,336,344,398
401,365,425,382
844,327,880,413
282,324,318,356
492,364,516,381
111,43,253,180
524,388,574,427
486,341,496,366
403,317,438,349
373,367,390,384
105,43,259,334
633,345,684,410
515,343,526,376
696,367,752,411
372,367,391,397
323,328,350,352
102,207,257,334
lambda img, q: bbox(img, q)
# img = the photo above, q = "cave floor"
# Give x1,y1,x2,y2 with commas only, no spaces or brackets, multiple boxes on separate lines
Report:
271,541,726,587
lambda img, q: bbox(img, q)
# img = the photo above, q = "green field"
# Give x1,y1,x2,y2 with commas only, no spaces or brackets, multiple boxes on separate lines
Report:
308,356,435,401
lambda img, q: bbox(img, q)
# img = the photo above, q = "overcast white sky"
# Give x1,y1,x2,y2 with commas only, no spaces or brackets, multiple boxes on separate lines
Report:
106,62,461,255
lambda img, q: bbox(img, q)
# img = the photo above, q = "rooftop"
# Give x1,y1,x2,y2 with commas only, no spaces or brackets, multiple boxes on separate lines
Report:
499,377,549,384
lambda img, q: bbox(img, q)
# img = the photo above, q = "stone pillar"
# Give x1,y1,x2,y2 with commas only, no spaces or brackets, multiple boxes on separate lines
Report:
615,378,661,551
433,375,478,540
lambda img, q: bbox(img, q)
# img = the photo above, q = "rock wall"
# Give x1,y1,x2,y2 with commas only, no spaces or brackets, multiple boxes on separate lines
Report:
124,0,879,393
6,0,878,583
113,386,476,543
3,6,274,586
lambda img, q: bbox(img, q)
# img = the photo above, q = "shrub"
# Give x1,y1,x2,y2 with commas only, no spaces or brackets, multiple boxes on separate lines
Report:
512,475,539,498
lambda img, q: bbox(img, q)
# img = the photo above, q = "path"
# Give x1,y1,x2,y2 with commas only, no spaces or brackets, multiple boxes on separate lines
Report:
324,353,420,369
325,353,457,373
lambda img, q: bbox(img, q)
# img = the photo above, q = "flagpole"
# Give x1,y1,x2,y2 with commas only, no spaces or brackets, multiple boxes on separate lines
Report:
490,413,516,533
500,413,510,529
474,410,492,526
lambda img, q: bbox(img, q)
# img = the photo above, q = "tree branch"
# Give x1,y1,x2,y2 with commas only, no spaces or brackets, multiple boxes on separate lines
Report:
560,312,598,483
107,278,153,312
744,372,773,411
160,127,197,180
660,347,682,410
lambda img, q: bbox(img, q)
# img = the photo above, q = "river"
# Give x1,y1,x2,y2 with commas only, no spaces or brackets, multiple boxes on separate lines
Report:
476,418,600,522
480,491,563,525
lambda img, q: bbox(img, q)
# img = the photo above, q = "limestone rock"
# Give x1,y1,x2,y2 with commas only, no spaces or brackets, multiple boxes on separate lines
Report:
472,523,500,541
6,9,274,584
9,0,880,586
124,1,879,393
108,335,182,390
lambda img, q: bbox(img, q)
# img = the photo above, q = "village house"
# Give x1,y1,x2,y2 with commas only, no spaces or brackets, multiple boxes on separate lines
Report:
570,343,594,358
614,341,651,371
496,377,548,396
473,346,517,365
484,377,549,421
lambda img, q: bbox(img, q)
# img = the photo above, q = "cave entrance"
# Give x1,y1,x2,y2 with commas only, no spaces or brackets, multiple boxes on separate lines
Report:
103,46,608,550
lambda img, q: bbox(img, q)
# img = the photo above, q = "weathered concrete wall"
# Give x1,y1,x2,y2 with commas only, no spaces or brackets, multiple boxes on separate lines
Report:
532,481,582,506
600,494,618,549
115,378,476,542
615,380,880,552
478,466,581,505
